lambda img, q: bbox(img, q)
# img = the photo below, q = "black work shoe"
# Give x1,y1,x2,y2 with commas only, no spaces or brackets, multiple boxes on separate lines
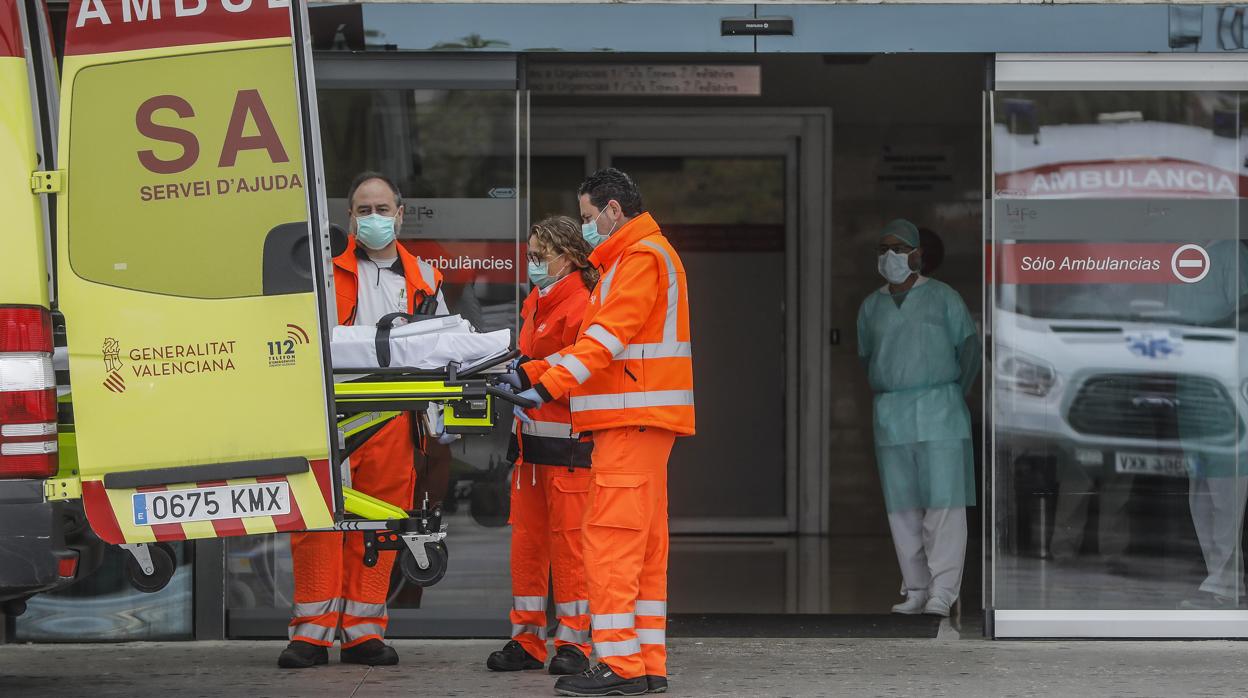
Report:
486,640,544,672
548,645,590,675
554,662,647,696
645,676,668,694
277,640,328,669
340,639,399,666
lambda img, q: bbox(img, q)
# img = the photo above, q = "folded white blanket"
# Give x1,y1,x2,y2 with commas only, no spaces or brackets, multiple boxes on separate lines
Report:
330,315,511,370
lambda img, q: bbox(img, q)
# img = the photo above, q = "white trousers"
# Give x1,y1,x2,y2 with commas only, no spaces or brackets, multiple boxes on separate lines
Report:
1189,476,1248,598
887,507,967,605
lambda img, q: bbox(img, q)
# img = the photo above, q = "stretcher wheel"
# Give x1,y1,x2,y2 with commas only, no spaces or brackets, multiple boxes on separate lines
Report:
399,541,448,587
124,542,176,594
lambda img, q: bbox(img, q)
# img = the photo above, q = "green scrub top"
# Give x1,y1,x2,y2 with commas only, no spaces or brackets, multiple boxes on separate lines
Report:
858,278,980,512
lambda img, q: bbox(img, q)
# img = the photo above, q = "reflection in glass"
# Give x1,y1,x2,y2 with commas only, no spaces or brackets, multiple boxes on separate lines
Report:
991,91,1244,611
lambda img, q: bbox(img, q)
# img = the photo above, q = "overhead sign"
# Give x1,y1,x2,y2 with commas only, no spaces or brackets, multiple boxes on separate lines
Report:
528,64,761,97
997,242,1213,285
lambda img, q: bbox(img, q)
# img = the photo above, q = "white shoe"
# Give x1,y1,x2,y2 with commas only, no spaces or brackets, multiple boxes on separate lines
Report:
891,591,930,615
923,596,953,617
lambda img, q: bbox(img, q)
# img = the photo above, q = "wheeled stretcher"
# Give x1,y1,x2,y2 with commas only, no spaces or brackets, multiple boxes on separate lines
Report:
324,347,534,588
53,331,534,595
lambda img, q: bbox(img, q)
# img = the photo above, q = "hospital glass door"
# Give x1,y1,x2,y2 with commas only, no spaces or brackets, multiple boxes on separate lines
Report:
988,57,1248,637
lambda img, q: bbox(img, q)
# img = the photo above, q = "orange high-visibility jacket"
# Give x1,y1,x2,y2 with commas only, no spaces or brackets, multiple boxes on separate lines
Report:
333,236,443,325
520,213,695,436
507,273,594,467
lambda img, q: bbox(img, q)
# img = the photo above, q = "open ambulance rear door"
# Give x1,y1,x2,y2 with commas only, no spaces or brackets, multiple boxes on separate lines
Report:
56,0,340,551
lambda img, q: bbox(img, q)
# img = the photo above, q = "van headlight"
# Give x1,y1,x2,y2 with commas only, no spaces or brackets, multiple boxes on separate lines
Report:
996,348,1058,397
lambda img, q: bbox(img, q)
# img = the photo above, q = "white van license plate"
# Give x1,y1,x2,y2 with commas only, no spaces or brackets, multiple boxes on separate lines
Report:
1114,452,1189,477
132,482,290,526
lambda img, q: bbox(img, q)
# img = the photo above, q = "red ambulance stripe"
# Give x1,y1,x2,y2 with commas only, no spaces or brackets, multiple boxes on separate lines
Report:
81,480,126,544
151,521,186,541
258,475,305,531
65,0,292,57
1,0,23,58
310,458,334,513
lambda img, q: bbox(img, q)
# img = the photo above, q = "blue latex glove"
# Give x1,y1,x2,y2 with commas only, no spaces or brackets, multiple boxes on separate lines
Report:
499,370,523,391
513,388,544,424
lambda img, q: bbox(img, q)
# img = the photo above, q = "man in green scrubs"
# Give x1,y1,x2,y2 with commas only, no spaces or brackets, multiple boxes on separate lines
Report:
857,219,980,617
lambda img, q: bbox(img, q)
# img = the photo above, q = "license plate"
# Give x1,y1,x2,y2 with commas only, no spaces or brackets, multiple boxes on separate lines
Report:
1114,452,1190,477
132,482,290,526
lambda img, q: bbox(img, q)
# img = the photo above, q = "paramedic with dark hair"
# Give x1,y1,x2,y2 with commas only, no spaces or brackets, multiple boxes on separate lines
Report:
279,171,447,669
512,168,695,697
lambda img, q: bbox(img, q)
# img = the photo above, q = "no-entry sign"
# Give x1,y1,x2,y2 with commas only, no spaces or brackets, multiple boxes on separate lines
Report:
997,242,1213,285
1170,244,1210,284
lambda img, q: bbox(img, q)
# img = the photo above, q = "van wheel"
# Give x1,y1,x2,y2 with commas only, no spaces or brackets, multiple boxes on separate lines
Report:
399,541,448,587
124,542,176,594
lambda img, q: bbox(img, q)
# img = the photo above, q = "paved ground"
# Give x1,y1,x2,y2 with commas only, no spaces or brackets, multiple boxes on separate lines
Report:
1,637,1245,697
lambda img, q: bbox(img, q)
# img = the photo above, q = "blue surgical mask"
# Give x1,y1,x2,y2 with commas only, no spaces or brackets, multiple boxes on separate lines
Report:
527,259,553,289
355,213,397,250
581,209,612,248
528,256,568,290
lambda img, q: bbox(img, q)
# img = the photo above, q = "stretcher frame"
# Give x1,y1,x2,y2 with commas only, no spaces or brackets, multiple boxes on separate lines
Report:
51,351,532,592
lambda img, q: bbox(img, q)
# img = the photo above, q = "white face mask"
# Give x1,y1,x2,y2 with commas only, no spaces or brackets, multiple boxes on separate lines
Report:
878,250,914,285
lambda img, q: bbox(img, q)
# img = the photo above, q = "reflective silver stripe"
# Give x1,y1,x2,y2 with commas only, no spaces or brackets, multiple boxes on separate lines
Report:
559,354,591,384
594,638,642,658
639,239,680,344
545,352,563,365
289,623,336,643
521,420,576,439
339,412,384,436
599,262,619,301
343,601,387,619
293,598,343,618
585,324,624,357
342,622,386,641
417,259,439,294
512,624,548,639
635,600,668,617
591,613,634,631
636,628,666,645
513,595,548,612
555,599,590,618
616,341,692,360
571,390,695,413
554,623,592,644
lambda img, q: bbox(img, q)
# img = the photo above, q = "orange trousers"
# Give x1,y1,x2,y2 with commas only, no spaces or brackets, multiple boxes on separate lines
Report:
508,462,593,661
289,414,416,648
583,426,674,679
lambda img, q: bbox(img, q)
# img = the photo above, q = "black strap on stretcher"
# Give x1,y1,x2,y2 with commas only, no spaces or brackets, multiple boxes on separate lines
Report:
374,307,437,368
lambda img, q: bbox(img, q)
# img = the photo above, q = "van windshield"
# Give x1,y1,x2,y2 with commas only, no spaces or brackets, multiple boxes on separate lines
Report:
1002,282,1244,330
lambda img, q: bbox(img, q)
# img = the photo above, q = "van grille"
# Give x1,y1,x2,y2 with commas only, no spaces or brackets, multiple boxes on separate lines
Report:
1067,373,1240,441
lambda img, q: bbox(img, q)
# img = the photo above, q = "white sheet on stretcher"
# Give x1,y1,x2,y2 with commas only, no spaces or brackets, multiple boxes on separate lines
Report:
330,315,511,370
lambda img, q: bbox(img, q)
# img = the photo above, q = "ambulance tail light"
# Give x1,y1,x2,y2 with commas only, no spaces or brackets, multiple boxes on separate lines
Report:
0,306,58,478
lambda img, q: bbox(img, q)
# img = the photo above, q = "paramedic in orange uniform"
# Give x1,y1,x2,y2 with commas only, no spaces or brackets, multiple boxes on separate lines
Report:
512,169,695,697
279,172,447,669
486,216,597,676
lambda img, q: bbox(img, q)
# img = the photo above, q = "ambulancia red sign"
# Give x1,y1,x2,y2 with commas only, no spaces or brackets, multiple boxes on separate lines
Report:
995,159,1242,199
997,242,1211,285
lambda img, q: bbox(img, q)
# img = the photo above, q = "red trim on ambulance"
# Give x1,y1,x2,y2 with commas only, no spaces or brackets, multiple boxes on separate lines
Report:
65,0,292,56
81,479,126,544
0,0,23,57
310,458,333,514
259,474,305,531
